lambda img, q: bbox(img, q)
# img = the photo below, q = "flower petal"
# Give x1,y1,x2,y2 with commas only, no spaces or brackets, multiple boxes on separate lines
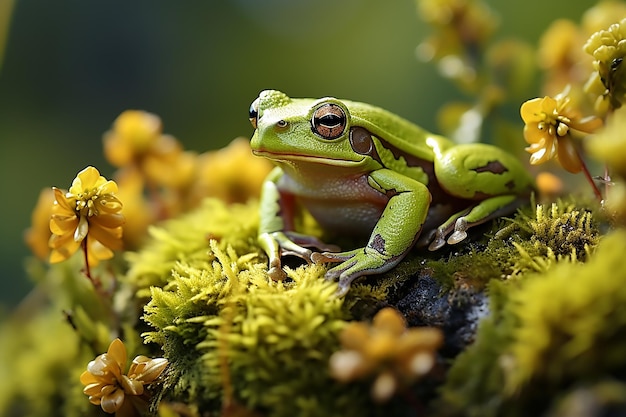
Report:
97,180,119,196
556,135,583,173
94,213,125,228
100,387,125,413
570,115,603,133
372,307,406,336
96,196,124,215
80,370,102,385
86,238,114,265
528,149,545,165
132,357,168,383
83,382,107,397
49,214,78,235
89,222,123,251
120,374,144,396
539,95,558,115
52,187,75,212
106,338,128,373
520,98,545,123
523,123,552,146
73,215,89,242
48,236,81,263
71,167,96,194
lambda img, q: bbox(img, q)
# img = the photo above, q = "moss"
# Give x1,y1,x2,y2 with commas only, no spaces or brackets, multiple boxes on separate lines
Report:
425,199,602,293
125,198,263,298
510,201,600,271
142,239,382,416
440,229,626,416
0,309,97,417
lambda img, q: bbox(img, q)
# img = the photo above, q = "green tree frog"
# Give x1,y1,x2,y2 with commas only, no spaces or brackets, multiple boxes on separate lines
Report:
249,90,533,295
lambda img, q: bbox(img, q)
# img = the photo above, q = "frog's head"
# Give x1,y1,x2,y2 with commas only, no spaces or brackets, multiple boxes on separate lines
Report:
249,90,375,168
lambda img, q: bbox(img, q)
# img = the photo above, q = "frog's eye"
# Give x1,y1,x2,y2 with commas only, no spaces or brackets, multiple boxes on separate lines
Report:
249,98,260,129
311,104,346,139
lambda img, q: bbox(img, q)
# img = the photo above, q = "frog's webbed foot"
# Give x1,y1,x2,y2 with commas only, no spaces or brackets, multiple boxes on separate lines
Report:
428,195,521,251
312,248,396,297
259,231,340,281
428,217,469,251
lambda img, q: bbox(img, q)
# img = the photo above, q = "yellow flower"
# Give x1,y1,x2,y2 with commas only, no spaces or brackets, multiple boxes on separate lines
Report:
103,110,196,189
189,137,273,205
80,338,168,417
329,307,442,403
24,188,55,260
520,92,602,173
49,166,125,265
537,19,592,96
103,110,162,166
113,169,154,249
584,17,626,111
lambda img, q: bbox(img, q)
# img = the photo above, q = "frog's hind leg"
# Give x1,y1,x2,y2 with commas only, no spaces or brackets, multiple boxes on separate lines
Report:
428,195,523,251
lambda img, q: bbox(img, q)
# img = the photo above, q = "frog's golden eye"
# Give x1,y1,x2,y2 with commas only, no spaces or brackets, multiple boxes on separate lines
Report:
249,98,260,129
311,104,346,139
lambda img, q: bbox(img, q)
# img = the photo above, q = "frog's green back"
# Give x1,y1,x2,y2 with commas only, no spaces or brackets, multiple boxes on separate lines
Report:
343,99,452,162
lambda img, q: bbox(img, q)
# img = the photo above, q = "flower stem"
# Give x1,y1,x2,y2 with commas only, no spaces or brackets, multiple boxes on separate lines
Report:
578,150,603,201
604,164,611,201
81,239,102,291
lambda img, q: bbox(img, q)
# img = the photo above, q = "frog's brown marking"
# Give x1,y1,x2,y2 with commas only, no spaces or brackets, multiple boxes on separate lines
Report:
370,233,386,254
473,160,509,175
505,179,516,190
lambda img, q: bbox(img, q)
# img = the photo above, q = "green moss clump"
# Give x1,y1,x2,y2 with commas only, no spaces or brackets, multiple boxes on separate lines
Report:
0,309,96,417
137,198,394,416
143,241,377,417
426,200,602,292
508,200,600,273
440,229,626,416
125,198,263,298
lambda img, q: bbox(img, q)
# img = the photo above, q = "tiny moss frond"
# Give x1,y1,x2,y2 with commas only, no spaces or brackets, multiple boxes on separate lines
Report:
526,202,599,258
125,198,262,298
500,200,601,274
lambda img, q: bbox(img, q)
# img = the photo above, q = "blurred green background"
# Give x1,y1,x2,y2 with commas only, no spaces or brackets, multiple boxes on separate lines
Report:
0,0,591,309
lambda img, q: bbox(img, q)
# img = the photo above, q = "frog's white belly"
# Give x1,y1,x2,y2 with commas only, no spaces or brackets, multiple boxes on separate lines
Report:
278,172,388,236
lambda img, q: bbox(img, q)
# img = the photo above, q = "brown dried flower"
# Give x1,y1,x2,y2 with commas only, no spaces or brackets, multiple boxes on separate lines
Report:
329,307,443,402
80,338,168,416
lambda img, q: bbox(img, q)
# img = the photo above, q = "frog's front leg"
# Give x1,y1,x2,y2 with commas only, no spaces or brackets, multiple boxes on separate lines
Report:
258,167,339,280
313,169,431,296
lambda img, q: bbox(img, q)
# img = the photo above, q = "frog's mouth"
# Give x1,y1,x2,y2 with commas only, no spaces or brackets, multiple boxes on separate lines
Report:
252,149,365,167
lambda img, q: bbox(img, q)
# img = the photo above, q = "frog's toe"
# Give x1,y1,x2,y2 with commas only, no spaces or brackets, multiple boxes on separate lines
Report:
324,260,361,296
447,218,468,245
428,232,447,251
447,230,468,245
267,265,287,281
311,251,352,264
